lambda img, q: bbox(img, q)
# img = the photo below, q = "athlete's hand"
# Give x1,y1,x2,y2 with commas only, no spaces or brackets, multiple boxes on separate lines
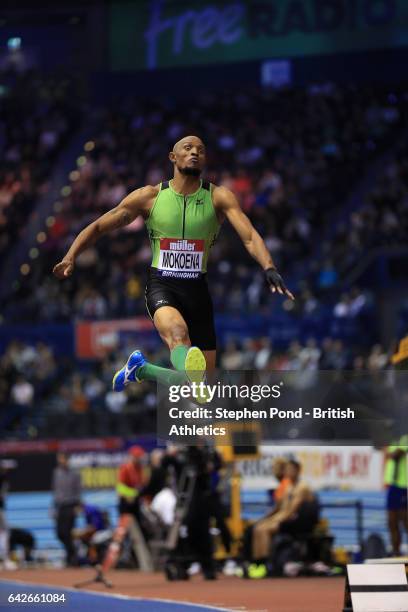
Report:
265,267,295,300
53,257,74,279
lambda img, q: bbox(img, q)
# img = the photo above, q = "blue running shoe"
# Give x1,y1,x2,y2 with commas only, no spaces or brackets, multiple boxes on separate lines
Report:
112,350,147,392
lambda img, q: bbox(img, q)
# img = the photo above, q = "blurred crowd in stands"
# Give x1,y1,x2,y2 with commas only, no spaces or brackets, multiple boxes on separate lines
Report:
330,143,408,279
0,69,82,261
0,336,391,440
1,82,407,324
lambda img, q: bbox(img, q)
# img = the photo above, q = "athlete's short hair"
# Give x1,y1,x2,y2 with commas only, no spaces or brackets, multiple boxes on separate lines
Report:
173,135,205,152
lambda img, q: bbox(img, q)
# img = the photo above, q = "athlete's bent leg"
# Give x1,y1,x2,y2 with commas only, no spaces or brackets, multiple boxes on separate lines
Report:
113,307,191,390
153,305,191,372
112,349,185,391
153,305,191,352
153,306,207,383
112,306,207,392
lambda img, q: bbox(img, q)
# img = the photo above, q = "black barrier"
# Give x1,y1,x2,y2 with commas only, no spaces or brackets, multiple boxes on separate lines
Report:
4,452,55,492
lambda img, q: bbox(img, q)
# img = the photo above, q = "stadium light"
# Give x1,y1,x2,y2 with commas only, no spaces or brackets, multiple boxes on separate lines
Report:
7,37,21,51
84,141,95,152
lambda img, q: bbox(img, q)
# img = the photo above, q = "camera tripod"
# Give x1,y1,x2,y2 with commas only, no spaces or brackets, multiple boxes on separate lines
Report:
74,564,113,589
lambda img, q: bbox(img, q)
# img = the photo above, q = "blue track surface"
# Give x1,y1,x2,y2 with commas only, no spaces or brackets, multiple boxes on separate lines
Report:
0,580,230,612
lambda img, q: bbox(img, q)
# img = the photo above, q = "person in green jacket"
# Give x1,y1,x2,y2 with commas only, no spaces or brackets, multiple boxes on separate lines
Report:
54,136,293,393
384,435,408,556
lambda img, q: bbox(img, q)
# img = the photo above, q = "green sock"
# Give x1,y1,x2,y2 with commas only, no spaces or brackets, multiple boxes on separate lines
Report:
137,363,186,386
170,345,189,371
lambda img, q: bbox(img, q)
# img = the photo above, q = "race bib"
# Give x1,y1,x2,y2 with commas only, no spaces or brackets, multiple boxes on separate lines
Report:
158,238,204,279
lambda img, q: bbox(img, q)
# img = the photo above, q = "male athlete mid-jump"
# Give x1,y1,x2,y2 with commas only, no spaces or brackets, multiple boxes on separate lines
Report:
53,136,294,391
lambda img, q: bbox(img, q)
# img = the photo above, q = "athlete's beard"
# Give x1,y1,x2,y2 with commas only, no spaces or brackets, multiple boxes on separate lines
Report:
178,165,201,177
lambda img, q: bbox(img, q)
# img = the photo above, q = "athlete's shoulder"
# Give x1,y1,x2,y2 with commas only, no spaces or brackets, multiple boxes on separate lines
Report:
212,184,238,208
139,184,161,199
125,184,159,204
212,184,233,198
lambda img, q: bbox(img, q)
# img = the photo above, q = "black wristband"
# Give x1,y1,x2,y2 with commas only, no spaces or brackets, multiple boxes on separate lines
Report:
265,267,286,291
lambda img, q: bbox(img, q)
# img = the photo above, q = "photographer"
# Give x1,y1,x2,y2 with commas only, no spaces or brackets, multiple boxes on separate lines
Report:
0,463,10,566
251,460,317,569
384,436,408,556
0,460,18,569
52,453,81,567
182,444,219,580
117,446,147,520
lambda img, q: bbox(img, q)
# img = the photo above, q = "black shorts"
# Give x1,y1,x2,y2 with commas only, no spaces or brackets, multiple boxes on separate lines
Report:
145,268,216,351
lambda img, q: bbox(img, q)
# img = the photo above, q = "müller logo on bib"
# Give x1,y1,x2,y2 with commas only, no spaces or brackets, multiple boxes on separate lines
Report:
169,239,195,251
158,238,204,279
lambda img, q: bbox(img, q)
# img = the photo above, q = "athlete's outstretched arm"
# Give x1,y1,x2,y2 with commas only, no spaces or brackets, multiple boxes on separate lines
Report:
213,186,294,300
53,186,155,279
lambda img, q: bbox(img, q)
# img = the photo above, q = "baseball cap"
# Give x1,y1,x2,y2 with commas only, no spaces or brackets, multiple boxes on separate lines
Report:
128,445,145,458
